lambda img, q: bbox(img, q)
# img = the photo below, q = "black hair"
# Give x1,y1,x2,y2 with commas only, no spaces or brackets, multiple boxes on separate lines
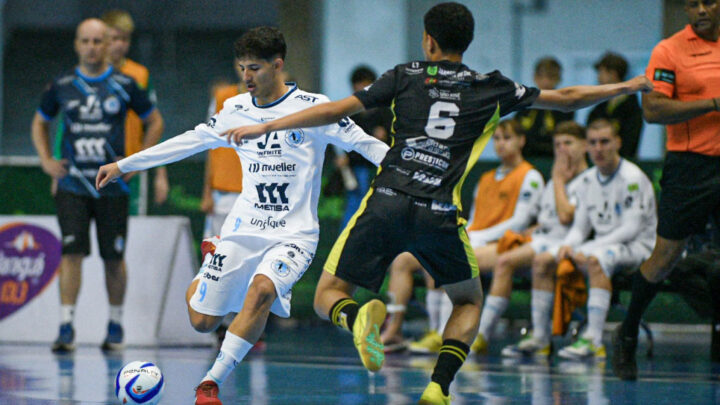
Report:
350,66,377,85
423,2,474,54
594,52,629,80
234,26,286,61
534,57,562,78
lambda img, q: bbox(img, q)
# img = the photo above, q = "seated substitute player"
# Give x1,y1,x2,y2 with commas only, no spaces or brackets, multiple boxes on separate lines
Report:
502,118,656,360
222,4,652,403
95,27,388,405
381,119,544,355
472,120,588,355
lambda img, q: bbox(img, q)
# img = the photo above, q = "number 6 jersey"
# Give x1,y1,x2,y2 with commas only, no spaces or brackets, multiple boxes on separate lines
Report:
354,61,539,213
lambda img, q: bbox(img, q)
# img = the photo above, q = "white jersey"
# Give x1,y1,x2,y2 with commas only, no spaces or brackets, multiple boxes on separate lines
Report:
532,176,582,242
119,84,389,243
561,159,657,252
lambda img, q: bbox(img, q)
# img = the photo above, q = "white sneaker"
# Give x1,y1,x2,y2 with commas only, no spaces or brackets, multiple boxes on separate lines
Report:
501,334,551,358
557,337,606,360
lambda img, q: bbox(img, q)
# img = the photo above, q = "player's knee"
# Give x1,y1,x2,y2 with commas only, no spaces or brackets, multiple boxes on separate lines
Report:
586,257,604,278
532,254,554,278
246,275,276,310
495,256,514,278
455,290,484,308
393,253,420,274
188,311,220,333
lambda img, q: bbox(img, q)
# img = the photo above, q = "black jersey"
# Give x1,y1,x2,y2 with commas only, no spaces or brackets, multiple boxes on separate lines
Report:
354,60,539,212
38,66,154,197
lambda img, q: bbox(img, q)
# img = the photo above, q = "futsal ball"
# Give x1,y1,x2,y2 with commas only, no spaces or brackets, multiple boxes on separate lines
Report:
115,361,165,404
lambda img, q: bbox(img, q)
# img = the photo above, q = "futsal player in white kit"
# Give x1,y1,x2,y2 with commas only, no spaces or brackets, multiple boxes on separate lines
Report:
506,118,656,360
96,27,388,405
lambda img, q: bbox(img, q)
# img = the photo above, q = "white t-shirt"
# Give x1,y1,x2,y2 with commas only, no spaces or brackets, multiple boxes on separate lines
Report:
560,159,657,252
532,176,583,242
119,84,389,241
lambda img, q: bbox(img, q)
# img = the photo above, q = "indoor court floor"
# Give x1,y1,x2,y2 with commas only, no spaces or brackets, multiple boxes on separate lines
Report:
1,324,720,404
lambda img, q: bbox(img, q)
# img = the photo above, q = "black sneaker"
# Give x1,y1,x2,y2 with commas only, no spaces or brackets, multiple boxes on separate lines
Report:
52,322,75,353
101,321,124,352
611,325,638,380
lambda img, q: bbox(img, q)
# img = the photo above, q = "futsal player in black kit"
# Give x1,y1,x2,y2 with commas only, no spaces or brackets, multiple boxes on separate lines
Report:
223,3,652,403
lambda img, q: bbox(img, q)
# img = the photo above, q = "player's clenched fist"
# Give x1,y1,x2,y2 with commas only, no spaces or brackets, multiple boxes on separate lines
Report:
628,75,653,94
96,162,123,190
222,123,268,145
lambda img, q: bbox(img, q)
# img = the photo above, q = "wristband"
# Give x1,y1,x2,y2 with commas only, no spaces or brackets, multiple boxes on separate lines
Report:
714,98,719,112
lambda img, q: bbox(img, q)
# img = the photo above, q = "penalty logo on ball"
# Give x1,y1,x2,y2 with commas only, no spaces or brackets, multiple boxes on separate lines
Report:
115,361,164,405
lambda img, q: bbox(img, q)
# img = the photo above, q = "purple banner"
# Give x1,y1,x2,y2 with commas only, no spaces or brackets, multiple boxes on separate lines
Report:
0,223,61,321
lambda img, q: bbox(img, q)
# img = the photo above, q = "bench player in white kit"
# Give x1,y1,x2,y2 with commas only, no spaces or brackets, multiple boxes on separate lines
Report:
505,118,656,360
96,27,389,405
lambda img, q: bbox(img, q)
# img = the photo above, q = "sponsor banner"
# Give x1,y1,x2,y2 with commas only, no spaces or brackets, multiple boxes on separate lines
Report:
0,216,213,346
0,223,61,321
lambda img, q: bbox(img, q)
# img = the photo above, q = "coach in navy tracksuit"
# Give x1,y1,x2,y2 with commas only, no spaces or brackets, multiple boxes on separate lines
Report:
30,18,163,353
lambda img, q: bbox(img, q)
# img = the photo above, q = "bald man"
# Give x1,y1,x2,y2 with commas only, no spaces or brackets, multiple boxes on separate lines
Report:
31,18,163,353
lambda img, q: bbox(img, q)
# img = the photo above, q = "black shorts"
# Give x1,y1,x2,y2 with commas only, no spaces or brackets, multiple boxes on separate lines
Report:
324,187,479,292
55,190,129,260
657,152,720,240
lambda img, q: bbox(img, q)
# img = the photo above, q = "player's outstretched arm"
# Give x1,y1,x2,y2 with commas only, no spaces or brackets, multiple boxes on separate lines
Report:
96,162,124,189
532,75,653,112
223,96,365,145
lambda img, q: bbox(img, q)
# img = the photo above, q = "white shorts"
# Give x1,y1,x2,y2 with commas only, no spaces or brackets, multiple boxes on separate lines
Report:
468,231,491,249
529,235,562,257
189,235,316,318
203,190,241,238
577,242,651,278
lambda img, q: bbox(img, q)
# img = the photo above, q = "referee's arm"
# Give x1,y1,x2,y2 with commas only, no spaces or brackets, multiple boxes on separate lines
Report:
642,91,720,125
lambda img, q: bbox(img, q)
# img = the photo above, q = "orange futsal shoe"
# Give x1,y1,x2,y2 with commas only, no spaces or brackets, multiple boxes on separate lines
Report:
201,236,220,260
194,380,222,405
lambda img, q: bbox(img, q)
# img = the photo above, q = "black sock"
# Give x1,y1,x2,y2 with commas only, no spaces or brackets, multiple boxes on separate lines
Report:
329,298,358,333
622,271,660,338
431,339,469,396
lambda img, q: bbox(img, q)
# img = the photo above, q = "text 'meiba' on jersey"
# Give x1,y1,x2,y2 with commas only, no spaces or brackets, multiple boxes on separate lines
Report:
354,60,540,211
38,66,154,196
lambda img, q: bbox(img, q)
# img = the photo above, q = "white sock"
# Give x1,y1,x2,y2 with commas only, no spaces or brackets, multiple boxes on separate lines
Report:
426,289,443,332
61,305,75,324
478,295,509,340
438,291,453,335
531,289,554,342
203,332,253,385
109,305,123,324
583,288,611,347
